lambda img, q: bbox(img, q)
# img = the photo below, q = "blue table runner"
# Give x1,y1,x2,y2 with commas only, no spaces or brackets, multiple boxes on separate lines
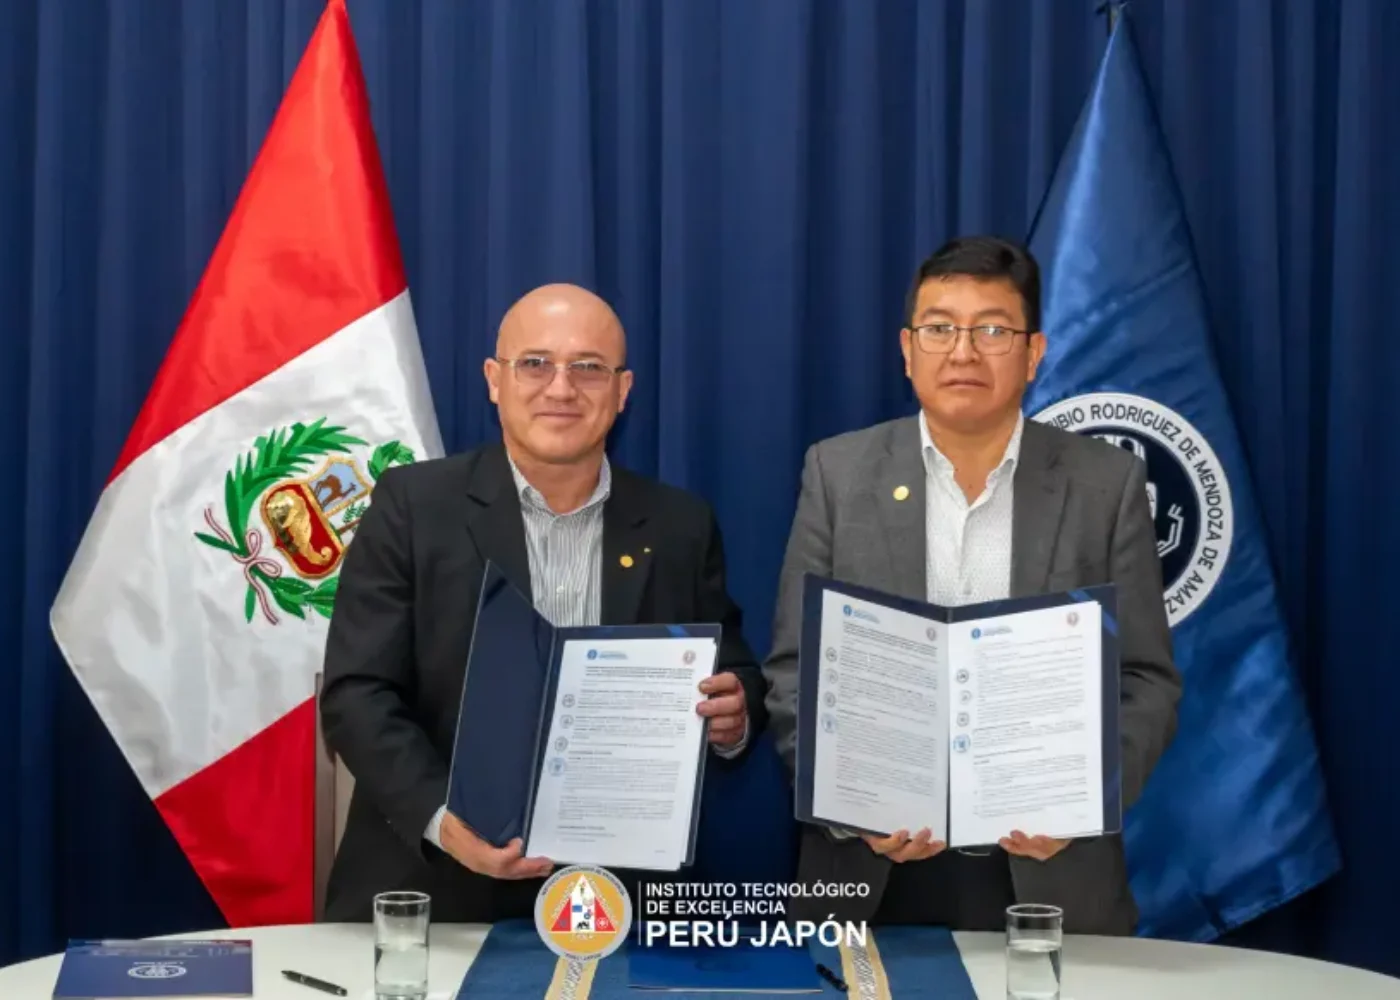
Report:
454,920,979,999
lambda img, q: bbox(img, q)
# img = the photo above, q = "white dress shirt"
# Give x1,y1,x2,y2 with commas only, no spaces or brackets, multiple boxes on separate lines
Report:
920,411,1023,607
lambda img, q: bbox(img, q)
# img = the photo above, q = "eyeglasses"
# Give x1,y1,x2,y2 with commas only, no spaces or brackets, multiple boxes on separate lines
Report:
910,324,1030,356
495,356,625,389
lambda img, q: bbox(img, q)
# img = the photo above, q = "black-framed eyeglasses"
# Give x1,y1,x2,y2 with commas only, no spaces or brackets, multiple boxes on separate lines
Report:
496,356,626,389
910,324,1031,356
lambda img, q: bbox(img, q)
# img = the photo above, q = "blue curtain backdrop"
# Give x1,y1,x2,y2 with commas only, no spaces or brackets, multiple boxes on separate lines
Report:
1,0,1396,979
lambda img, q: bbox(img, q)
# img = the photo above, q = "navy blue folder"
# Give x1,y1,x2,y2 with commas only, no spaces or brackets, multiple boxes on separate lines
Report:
52,939,253,998
446,561,719,869
794,573,1122,845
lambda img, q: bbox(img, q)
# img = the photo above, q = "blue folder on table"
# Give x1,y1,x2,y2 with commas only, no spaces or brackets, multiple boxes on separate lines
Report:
795,573,1123,846
446,561,719,868
52,939,252,998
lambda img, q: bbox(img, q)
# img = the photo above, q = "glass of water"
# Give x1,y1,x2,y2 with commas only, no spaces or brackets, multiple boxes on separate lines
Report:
374,891,430,1000
1005,903,1062,1000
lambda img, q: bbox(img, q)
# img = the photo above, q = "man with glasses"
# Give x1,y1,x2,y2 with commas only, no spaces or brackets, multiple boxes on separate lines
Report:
319,283,766,923
763,236,1180,934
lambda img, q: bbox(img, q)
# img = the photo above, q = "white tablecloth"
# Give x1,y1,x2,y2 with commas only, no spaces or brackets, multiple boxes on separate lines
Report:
2,923,1397,999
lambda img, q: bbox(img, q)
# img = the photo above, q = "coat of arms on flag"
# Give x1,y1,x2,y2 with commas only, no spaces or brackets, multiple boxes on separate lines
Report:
194,419,416,624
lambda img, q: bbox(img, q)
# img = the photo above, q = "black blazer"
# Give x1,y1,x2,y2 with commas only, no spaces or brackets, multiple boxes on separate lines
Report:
319,443,768,922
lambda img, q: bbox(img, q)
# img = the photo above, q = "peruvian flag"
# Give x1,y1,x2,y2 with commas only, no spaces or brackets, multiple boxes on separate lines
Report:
49,0,442,927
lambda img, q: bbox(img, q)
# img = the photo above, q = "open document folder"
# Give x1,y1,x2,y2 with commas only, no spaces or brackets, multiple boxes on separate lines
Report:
795,574,1122,848
446,561,719,871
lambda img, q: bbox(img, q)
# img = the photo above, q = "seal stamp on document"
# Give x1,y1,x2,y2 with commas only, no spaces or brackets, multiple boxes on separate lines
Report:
535,865,633,961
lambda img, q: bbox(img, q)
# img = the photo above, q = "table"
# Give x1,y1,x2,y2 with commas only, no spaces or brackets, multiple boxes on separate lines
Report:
2,923,1397,999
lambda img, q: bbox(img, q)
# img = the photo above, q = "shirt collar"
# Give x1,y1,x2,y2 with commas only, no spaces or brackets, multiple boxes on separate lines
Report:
507,451,612,515
919,410,1024,483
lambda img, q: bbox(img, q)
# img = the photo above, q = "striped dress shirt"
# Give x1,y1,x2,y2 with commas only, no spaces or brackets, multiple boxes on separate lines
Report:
509,454,611,628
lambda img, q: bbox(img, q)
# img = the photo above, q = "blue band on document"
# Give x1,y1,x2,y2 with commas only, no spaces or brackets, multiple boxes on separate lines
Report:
1070,588,1118,635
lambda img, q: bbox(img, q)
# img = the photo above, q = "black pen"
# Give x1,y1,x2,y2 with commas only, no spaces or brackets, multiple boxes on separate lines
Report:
815,963,847,992
282,970,348,996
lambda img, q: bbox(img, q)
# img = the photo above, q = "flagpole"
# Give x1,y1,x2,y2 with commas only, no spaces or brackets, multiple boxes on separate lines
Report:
1102,1,1124,35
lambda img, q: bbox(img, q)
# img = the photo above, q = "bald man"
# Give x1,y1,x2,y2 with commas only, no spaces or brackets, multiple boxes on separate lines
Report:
319,284,768,923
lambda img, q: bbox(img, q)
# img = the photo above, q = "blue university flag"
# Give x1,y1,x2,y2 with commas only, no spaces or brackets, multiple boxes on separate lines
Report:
1022,15,1339,940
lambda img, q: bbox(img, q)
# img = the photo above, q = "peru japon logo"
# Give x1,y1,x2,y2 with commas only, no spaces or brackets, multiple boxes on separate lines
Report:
1033,392,1233,626
535,865,632,961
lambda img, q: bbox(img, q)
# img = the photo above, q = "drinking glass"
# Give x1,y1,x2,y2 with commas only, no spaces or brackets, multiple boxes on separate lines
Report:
374,891,430,1000
1005,903,1062,1000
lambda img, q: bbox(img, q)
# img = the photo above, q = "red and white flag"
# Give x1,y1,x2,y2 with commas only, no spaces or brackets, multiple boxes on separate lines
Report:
50,0,441,927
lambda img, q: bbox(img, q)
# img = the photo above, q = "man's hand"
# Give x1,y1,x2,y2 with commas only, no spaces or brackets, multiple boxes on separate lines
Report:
696,671,747,747
999,830,1071,862
861,828,946,863
440,811,553,879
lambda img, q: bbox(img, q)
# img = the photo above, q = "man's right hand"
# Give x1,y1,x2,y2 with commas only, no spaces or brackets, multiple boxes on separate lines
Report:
861,828,946,863
440,811,554,879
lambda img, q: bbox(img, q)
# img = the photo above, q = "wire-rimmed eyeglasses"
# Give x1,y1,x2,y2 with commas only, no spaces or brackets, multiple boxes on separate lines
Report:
495,356,625,389
910,324,1031,355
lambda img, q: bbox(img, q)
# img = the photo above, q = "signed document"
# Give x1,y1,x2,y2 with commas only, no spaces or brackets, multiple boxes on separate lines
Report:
526,636,715,870
446,562,717,870
796,574,1120,848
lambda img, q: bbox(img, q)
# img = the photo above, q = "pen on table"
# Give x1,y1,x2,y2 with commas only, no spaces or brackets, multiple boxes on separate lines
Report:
815,963,847,992
282,970,348,996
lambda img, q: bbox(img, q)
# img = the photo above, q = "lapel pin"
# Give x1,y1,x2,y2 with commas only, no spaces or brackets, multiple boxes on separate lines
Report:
893,485,910,501
644,547,651,554
620,555,634,568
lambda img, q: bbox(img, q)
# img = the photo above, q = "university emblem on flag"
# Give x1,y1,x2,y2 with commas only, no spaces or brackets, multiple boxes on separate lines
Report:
534,865,632,961
1033,391,1233,625
194,418,416,625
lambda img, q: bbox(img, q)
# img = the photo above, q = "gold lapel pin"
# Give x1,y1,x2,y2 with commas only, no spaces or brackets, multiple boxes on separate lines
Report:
893,485,910,501
620,555,634,568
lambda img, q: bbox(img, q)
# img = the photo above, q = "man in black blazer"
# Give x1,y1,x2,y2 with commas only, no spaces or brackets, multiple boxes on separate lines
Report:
319,283,767,923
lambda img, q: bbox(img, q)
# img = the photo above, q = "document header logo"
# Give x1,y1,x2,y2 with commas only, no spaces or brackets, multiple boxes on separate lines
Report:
535,864,633,961
1034,391,1233,625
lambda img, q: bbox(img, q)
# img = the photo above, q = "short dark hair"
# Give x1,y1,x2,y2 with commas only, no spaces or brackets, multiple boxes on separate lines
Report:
904,236,1041,331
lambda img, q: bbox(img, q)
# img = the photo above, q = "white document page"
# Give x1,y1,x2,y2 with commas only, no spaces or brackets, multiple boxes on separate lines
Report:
525,636,716,870
945,601,1104,847
810,588,948,838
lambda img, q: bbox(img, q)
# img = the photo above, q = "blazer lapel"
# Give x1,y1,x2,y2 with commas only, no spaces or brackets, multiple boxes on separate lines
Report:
462,447,533,600
872,417,928,602
601,469,654,625
1011,421,1068,597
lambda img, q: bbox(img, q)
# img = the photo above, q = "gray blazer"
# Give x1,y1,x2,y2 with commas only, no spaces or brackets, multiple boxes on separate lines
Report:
763,415,1181,935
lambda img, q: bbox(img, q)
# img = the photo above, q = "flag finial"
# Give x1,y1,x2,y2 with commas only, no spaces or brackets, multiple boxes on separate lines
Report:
1096,1,1128,35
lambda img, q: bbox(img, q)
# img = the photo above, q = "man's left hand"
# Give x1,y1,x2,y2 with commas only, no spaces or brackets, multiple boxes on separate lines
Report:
999,830,1071,861
697,671,747,747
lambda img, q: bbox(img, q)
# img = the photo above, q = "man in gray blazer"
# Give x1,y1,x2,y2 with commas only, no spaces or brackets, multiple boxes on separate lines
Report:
763,236,1181,935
